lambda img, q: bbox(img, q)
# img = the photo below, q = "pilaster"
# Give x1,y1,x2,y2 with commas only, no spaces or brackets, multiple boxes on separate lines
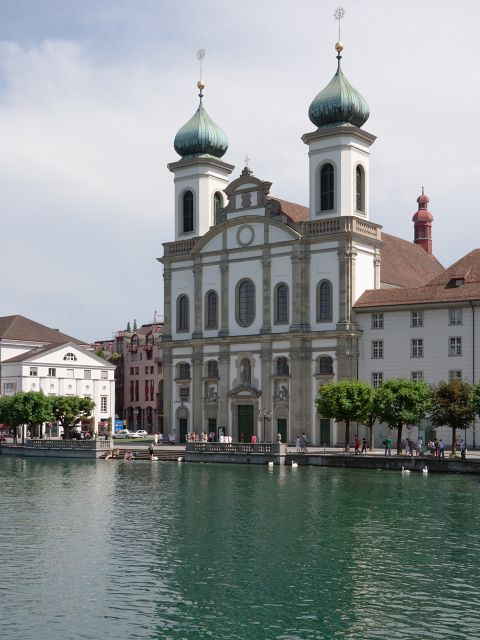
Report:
192,347,203,433
218,345,230,434
260,245,272,334
163,266,172,340
219,253,229,337
289,249,303,332
260,344,273,441
337,242,357,330
192,257,203,339
373,250,381,289
162,347,173,434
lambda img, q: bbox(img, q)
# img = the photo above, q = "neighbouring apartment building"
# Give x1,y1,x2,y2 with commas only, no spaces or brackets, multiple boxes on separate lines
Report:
95,322,164,432
0,315,115,436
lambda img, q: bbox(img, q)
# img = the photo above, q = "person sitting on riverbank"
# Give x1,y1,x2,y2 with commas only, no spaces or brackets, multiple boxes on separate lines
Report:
105,450,113,460
124,450,133,460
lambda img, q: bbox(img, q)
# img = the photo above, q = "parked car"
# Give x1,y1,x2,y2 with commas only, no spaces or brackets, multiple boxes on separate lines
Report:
113,429,135,439
131,430,149,438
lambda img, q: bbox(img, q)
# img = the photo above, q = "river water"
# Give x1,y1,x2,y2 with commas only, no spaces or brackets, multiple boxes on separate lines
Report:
1,457,480,640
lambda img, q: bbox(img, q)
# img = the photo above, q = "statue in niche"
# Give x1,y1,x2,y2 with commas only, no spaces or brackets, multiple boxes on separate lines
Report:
241,192,252,208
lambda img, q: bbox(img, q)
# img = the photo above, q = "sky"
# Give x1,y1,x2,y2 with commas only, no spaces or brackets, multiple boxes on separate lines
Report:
0,0,479,342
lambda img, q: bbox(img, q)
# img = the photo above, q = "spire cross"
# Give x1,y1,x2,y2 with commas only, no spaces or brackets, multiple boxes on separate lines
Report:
244,154,250,168
196,48,206,82
334,6,346,41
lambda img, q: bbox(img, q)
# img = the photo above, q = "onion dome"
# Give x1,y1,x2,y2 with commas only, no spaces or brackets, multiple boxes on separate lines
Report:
412,188,434,222
174,81,228,159
308,42,369,130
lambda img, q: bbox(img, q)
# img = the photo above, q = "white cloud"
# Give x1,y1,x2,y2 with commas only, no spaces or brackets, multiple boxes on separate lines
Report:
0,0,479,339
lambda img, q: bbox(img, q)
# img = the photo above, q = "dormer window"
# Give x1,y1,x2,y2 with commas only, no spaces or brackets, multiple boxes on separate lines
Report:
449,278,465,288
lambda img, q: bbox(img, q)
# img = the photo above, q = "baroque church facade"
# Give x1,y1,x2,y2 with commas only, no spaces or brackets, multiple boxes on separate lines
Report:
160,42,447,446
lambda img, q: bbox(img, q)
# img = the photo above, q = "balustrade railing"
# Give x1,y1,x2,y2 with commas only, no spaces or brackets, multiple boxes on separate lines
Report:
186,442,283,455
163,238,197,257
17,439,114,450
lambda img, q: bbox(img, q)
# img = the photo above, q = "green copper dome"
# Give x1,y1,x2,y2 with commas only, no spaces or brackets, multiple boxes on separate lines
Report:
308,48,369,130
174,90,228,159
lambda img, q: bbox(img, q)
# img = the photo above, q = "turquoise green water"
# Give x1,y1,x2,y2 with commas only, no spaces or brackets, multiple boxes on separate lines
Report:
2,458,480,640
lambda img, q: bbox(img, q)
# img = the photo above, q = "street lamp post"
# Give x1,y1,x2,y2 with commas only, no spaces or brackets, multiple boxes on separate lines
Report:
258,408,272,442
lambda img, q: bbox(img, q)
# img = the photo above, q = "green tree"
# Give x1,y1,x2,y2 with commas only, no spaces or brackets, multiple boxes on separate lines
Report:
0,392,53,443
95,348,107,359
50,396,95,438
316,380,374,452
430,379,475,455
360,387,381,451
375,379,431,454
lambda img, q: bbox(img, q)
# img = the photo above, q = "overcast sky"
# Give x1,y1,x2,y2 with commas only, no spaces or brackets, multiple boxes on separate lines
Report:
0,0,479,342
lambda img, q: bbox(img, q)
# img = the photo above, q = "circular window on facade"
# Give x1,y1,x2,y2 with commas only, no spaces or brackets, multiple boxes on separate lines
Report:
236,224,255,247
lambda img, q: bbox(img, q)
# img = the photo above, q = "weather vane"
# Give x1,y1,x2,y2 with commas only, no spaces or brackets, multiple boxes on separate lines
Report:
334,6,346,41
196,49,206,97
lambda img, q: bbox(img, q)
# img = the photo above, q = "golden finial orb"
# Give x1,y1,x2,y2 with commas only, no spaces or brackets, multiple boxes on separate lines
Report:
197,80,205,91
335,41,344,53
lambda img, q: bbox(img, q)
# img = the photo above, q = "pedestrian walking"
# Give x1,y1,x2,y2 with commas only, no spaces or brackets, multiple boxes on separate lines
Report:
300,432,308,453
354,436,360,455
416,437,423,457
438,439,445,459
361,438,367,454
154,433,159,446
460,438,466,460
384,434,392,456
295,434,301,452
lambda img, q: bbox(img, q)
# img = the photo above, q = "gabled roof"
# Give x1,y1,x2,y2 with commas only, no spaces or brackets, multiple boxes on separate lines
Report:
0,315,84,345
355,249,480,309
379,233,444,288
2,341,115,367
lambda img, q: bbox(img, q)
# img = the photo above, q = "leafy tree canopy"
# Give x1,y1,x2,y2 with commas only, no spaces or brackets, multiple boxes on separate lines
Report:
375,379,431,429
316,380,374,423
50,396,95,427
0,391,53,427
431,380,475,432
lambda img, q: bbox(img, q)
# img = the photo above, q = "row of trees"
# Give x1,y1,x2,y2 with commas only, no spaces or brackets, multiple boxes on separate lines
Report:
0,392,96,441
316,378,480,454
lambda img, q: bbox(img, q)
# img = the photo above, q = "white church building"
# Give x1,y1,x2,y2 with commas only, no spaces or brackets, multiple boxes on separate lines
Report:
160,41,480,446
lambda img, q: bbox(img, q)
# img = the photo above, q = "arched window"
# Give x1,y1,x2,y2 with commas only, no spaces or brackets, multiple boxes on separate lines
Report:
274,283,289,324
276,357,289,376
318,356,333,375
320,163,334,211
317,280,333,322
240,358,251,385
63,352,77,361
236,279,255,327
178,363,190,380
214,191,223,219
177,295,189,332
356,165,365,213
207,360,219,378
205,290,218,329
182,190,194,233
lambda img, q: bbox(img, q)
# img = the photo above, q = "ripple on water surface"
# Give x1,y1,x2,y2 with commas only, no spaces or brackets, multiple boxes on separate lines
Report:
1,458,480,639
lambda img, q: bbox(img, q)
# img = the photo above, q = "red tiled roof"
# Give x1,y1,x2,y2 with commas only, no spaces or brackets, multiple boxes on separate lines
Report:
355,249,480,308
0,315,84,344
380,232,444,288
271,197,310,222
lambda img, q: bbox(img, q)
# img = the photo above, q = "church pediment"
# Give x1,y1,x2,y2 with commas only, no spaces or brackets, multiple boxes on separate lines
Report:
228,385,262,398
191,216,300,254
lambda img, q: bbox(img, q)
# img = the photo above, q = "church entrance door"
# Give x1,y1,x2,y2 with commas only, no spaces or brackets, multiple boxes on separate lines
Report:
320,418,331,446
277,418,287,444
179,418,187,443
237,405,254,442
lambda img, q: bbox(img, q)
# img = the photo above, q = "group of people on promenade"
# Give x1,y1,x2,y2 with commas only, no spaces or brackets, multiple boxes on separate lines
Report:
351,434,467,459
295,433,308,453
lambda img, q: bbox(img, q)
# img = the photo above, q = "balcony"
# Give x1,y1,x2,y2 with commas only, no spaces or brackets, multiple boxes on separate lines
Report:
163,238,197,257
